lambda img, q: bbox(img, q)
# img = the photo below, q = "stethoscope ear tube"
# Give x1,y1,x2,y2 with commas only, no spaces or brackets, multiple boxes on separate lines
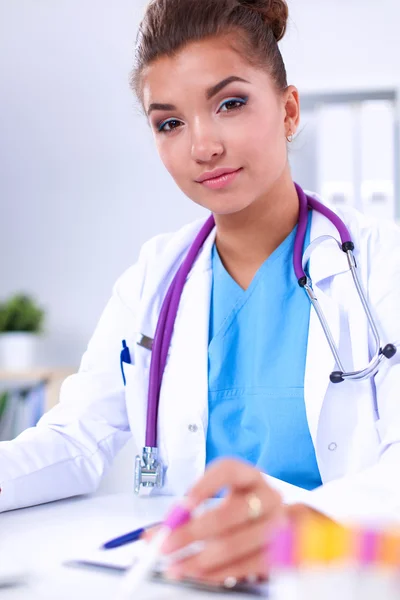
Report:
295,181,397,383
300,245,397,384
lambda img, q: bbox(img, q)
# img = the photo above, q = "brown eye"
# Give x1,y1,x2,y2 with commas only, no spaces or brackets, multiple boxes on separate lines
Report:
218,97,248,112
158,119,182,133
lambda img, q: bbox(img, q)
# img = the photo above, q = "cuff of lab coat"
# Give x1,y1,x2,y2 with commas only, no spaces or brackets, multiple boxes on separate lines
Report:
265,473,400,526
264,474,312,505
299,482,400,526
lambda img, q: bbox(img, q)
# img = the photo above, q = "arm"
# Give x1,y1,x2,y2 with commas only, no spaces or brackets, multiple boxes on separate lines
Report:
0,265,140,513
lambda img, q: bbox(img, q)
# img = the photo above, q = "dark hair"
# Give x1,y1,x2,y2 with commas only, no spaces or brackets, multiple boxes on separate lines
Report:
131,0,289,102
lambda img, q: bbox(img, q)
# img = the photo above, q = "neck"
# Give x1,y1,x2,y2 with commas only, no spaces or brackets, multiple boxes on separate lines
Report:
213,172,299,289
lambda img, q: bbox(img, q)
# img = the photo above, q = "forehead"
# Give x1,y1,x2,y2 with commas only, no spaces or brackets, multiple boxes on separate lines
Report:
141,36,269,108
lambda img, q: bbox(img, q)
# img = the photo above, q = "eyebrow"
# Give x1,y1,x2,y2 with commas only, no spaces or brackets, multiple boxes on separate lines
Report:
147,76,250,115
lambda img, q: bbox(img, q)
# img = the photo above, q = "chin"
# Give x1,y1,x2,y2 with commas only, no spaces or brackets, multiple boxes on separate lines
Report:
187,189,253,216
210,203,251,216
202,196,254,216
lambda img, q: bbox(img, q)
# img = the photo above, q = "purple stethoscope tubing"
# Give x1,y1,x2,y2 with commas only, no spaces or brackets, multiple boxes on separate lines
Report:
146,216,215,448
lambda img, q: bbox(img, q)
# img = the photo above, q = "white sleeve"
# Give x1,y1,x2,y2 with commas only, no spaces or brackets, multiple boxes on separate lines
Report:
0,264,141,513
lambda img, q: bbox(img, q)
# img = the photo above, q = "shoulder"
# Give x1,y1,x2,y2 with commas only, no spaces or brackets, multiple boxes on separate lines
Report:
306,190,400,253
112,217,209,305
136,217,209,263
338,206,399,249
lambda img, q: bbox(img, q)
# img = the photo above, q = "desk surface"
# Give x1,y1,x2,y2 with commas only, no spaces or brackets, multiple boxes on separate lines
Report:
0,492,262,599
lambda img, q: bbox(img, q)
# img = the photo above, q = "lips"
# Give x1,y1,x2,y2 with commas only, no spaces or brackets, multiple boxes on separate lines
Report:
195,167,241,183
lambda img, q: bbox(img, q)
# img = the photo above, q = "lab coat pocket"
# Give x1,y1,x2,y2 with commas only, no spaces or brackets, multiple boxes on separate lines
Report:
122,362,149,454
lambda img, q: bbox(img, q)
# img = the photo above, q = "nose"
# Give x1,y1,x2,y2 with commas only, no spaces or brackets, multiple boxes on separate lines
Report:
190,118,224,163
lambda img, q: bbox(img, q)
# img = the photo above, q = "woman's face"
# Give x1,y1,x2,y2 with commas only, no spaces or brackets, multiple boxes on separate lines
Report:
141,35,299,216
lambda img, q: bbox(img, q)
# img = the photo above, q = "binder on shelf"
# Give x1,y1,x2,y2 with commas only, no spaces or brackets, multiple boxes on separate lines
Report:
0,367,75,440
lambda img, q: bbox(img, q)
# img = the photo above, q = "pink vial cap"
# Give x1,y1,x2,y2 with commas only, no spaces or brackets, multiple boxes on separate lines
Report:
358,529,380,566
269,525,295,568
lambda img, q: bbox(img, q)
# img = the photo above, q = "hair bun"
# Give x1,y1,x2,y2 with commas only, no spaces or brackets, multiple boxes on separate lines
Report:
239,0,289,42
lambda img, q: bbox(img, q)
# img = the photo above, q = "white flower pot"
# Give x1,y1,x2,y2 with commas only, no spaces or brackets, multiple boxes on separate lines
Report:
0,333,39,370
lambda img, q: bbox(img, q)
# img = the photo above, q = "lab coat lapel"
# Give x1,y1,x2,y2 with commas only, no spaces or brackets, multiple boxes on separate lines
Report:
304,205,349,445
304,287,340,445
157,227,216,483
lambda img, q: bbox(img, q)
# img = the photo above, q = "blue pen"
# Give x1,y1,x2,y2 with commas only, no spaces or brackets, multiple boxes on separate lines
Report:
102,522,161,550
120,340,131,386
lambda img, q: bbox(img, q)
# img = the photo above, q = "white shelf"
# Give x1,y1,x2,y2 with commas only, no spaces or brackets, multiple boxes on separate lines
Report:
1,368,61,380
0,367,76,411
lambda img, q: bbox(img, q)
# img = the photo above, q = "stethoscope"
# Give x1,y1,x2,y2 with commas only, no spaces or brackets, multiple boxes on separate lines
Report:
132,182,397,494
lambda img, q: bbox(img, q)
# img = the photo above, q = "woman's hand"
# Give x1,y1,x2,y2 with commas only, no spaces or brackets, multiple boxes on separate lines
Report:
160,458,288,586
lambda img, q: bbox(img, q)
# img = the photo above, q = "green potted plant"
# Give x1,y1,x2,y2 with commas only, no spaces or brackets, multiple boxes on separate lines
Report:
0,294,45,370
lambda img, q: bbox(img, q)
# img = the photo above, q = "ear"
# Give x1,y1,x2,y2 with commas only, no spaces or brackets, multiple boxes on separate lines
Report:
283,85,300,138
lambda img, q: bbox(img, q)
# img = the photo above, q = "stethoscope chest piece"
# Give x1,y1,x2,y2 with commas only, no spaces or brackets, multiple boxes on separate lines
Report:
134,447,164,495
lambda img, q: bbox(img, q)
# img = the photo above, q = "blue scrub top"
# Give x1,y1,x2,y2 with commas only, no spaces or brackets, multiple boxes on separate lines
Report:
206,213,322,491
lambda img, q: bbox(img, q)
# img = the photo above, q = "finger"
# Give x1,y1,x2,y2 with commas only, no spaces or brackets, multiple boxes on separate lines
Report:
163,486,281,554
140,525,161,542
167,516,274,577
169,548,268,586
187,459,267,508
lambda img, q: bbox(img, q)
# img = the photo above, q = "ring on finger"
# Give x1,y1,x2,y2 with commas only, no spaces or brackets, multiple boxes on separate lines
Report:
246,492,263,521
224,576,238,589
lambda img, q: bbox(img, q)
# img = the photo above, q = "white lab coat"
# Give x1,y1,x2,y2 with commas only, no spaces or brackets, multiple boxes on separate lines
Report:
1,193,400,524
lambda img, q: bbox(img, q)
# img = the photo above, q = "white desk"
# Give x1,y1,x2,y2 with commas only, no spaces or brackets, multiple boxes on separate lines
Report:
0,492,261,599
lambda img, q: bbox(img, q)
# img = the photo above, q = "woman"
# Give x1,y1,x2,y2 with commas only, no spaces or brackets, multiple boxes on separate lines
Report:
1,0,400,588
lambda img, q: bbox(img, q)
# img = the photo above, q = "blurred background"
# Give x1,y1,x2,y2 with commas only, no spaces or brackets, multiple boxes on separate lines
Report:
0,0,399,456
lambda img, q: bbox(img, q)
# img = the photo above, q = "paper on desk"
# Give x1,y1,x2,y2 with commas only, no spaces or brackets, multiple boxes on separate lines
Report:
65,540,146,572
65,539,200,574
65,544,267,597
